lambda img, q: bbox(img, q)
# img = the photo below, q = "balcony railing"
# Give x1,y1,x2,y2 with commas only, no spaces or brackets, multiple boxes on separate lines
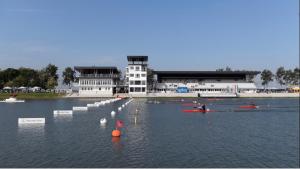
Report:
78,74,120,78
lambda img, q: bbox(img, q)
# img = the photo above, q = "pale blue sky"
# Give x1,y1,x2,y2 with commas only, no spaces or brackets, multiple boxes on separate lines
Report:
0,0,299,73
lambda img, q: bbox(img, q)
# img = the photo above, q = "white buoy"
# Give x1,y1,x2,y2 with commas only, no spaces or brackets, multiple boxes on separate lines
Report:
122,104,125,108
100,118,107,125
118,107,122,111
111,111,116,116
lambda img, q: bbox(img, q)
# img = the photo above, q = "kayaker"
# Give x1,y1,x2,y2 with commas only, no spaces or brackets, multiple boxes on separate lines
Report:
202,104,206,111
197,104,206,112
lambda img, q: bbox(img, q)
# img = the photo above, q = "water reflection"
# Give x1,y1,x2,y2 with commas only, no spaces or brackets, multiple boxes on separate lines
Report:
112,137,123,152
18,123,45,137
53,114,73,122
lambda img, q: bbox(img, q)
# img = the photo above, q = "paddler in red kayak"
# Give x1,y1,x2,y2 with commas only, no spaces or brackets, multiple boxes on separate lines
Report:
196,104,206,113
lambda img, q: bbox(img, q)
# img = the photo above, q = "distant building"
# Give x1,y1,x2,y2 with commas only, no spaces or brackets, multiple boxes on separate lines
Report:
72,56,260,97
153,71,260,94
125,56,148,95
74,66,120,96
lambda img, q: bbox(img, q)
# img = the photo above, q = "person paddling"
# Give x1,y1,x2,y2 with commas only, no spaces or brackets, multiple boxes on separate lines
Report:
201,104,206,111
196,104,206,112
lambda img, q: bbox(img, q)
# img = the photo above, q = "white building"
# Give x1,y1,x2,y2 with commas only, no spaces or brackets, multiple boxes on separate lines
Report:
153,71,260,94
125,56,148,95
74,66,120,96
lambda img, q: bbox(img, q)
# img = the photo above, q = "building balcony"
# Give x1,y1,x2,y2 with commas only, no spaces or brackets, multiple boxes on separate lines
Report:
77,74,120,79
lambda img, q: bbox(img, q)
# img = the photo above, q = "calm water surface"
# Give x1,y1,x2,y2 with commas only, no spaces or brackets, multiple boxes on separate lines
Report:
0,98,299,167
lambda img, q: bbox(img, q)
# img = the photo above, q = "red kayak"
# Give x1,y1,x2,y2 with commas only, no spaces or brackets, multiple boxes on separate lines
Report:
183,109,216,113
239,105,259,109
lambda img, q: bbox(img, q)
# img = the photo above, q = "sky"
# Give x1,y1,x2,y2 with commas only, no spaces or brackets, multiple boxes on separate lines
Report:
0,0,299,74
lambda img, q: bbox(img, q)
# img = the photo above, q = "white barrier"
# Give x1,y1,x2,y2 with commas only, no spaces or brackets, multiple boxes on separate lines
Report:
18,118,45,124
72,107,88,111
53,110,73,115
87,104,98,107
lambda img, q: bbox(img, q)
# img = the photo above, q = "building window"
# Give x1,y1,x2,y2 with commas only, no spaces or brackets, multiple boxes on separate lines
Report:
135,81,141,85
136,74,140,78
130,81,134,85
135,66,140,71
130,74,134,77
142,80,146,85
141,74,146,77
130,87,134,92
130,66,134,70
142,66,146,71
126,68,129,73
142,87,145,92
99,87,101,90
135,87,141,92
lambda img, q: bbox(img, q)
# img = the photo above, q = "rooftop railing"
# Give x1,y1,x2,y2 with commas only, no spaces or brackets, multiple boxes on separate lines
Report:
78,74,120,78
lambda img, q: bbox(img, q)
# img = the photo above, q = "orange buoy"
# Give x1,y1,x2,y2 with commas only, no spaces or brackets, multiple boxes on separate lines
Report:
112,129,121,137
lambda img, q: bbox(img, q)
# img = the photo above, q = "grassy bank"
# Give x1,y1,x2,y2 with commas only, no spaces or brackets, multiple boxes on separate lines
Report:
0,93,65,100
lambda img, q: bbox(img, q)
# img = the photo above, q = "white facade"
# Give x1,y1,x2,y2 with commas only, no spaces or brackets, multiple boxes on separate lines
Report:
155,81,257,94
78,78,115,95
74,67,120,96
126,65,147,94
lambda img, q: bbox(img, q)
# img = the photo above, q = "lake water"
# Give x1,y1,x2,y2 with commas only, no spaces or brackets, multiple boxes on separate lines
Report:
0,98,299,167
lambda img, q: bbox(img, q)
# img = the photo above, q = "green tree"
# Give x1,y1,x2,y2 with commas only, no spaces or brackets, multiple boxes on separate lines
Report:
283,69,293,86
4,81,14,87
2,68,20,83
147,68,155,92
260,69,273,89
46,77,58,89
13,75,27,87
62,67,75,87
292,67,299,85
275,66,285,87
225,66,232,71
216,66,232,72
39,64,58,89
0,70,4,88
46,64,58,79
38,69,48,89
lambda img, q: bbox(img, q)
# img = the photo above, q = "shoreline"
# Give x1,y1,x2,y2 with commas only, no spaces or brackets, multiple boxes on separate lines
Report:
0,93,65,100
0,92,298,100
65,92,300,98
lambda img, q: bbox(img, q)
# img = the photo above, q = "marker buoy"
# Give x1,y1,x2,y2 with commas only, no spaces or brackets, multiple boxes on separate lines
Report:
100,118,107,125
112,129,121,137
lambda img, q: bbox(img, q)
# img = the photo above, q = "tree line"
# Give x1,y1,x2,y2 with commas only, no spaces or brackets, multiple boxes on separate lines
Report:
0,65,298,90
261,67,299,88
216,66,299,88
0,64,75,90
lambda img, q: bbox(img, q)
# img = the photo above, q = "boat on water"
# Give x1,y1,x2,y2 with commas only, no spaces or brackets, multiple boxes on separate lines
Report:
0,97,25,103
239,105,259,109
182,109,215,113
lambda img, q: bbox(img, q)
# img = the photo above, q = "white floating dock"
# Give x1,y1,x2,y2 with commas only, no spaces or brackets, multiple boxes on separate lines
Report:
72,106,88,111
18,118,45,124
87,104,98,107
53,110,73,115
